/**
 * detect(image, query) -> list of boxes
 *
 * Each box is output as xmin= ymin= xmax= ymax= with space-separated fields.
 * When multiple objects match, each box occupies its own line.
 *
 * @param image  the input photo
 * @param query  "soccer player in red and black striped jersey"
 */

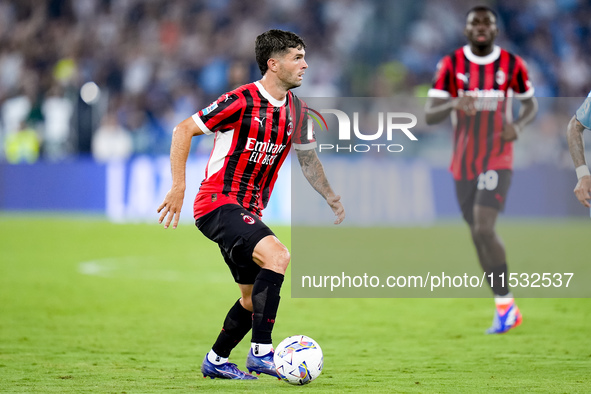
xmin=158 ymin=30 xmax=345 ymax=380
xmin=425 ymin=6 xmax=538 ymax=334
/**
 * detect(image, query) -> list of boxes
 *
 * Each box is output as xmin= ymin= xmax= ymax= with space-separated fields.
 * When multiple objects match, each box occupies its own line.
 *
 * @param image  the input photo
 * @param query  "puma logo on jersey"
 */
xmin=456 ymin=72 xmax=470 ymax=84
xmin=254 ymin=117 xmax=265 ymax=127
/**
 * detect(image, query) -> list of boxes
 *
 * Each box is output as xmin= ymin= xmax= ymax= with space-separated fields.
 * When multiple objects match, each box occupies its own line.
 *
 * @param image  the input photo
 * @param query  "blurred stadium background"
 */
xmin=0 ymin=0 xmax=590 ymax=222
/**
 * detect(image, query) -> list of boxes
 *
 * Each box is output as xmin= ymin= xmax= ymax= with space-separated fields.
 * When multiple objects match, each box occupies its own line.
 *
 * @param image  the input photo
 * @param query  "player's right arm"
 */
xmin=425 ymin=96 xmax=477 ymax=124
xmin=424 ymin=55 xmax=476 ymax=124
xmin=157 ymin=117 xmax=204 ymax=229
xmin=567 ymin=107 xmax=591 ymax=207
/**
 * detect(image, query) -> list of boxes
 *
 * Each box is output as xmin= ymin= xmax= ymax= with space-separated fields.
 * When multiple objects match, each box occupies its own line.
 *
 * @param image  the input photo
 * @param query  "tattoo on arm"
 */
xmin=567 ymin=116 xmax=587 ymax=168
xmin=296 ymin=149 xmax=334 ymax=199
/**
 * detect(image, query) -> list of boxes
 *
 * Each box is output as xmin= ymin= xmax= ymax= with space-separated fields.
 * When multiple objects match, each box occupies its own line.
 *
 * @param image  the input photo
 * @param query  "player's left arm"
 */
xmin=502 ymin=57 xmax=538 ymax=141
xmin=501 ymin=96 xmax=538 ymax=142
xmin=567 ymin=115 xmax=591 ymax=207
xmin=296 ymin=149 xmax=345 ymax=224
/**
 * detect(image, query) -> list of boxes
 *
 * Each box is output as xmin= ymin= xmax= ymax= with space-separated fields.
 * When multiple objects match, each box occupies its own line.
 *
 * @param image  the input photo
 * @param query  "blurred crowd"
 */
xmin=0 ymin=0 xmax=589 ymax=166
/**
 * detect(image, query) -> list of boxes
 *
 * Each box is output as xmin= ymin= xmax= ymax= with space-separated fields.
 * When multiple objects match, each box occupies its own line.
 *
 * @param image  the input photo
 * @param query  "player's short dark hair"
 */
xmin=466 ymin=5 xmax=498 ymax=22
xmin=255 ymin=29 xmax=306 ymax=76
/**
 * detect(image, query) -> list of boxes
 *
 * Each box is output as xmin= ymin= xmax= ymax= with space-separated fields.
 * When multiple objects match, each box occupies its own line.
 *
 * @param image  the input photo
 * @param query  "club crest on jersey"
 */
xmin=242 ymin=214 xmax=255 ymax=225
xmin=202 ymin=102 xmax=218 ymax=116
xmin=287 ymin=121 xmax=294 ymax=136
xmin=496 ymin=69 xmax=506 ymax=85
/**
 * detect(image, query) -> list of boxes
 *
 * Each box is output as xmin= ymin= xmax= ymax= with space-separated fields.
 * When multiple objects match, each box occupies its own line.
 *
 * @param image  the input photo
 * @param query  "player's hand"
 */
xmin=453 ymin=96 xmax=477 ymax=116
xmin=157 ymin=187 xmax=185 ymax=229
xmin=574 ymin=175 xmax=591 ymax=208
xmin=327 ymin=195 xmax=345 ymax=225
xmin=502 ymin=123 xmax=520 ymax=142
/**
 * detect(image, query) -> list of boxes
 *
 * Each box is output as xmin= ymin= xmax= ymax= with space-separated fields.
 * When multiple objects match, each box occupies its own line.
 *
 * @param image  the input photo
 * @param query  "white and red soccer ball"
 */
xmin=274 ymin=335 xmax=323 ymax=385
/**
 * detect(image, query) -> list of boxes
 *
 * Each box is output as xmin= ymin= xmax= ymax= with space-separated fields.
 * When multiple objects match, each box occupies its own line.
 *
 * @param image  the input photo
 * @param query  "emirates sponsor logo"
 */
xmin=245 ymin=137 xmax=286 ymax=165
xmin=458 ymin=89 xmax=506 ymax=111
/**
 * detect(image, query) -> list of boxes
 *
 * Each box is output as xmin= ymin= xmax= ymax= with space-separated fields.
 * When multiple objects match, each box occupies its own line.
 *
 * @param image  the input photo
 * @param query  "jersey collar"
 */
xmin=255 ymin=81 xmax=286 ymax=107
xmin=463 ymin=45 xmax=501 ymax=65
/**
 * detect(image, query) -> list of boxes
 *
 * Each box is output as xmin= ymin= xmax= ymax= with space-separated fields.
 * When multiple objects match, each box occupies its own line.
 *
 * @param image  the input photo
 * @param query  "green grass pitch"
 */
xmin=0 ymin=216 xmax=590 ymax=393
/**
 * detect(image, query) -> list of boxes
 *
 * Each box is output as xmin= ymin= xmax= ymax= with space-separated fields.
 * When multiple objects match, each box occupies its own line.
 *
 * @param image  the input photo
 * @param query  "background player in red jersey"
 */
xmin=425 ymin=6 xmax=538 ymax=334
xmin=157 ymin=29 xmax=345 ymax=380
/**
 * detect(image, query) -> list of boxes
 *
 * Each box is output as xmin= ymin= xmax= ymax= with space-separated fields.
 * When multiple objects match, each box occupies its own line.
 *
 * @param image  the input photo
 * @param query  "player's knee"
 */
xmin=472 ymin=224 xmax=495 ymax=243
xmin=263 ymin=246 xmax=290 ymax=274
xmin=272 ymin=247 xmax=290 ymax=274
xmin=254 ymin=237 xmax=290 ymax=274
xmin=280 ymin=247 xmax=291 ymax=267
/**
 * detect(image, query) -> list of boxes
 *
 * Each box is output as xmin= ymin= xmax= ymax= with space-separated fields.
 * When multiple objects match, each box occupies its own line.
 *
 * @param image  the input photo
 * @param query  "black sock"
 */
xmin=486 ymin=263 xmax=509 ymax=296
xmin=211 ymin=299 xmax=253 ymax=358
xmin=251 ymin=269 xmax=284 ymax=344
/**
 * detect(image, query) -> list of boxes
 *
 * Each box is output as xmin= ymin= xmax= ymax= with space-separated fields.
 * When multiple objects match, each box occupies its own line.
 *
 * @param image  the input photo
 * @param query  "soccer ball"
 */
xmin=274 ymin=335 xmax=323 ymax=385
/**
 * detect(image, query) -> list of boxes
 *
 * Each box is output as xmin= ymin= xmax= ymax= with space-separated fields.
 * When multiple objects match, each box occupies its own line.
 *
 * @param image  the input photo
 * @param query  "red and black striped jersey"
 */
xmin=428 ymin=45 xmax=534 ymax=180
xmin=192 ymin=81 xmax=316 ymax=218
